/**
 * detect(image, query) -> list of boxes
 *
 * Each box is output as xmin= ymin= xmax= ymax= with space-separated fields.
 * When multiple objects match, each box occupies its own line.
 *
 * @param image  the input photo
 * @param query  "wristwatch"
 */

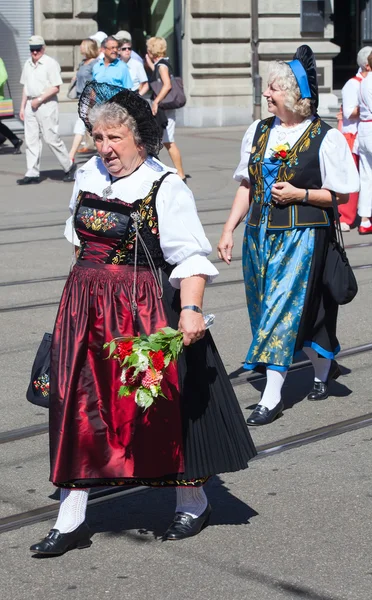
xmin=301 ymin=189 xmax=309 ymax=204
xmin=181 ymin=305 xmax=203 ymax=314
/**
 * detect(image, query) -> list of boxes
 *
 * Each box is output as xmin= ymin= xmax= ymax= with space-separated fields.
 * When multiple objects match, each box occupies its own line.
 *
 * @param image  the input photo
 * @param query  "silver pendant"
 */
xmin=102 ymin=184 xmax=113 ymax=200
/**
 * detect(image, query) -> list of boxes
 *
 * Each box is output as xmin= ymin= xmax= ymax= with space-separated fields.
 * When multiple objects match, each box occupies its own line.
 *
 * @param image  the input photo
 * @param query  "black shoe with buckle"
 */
xmin=30 ymin=522 xmax=92 ymax=556
xmin=63 ymin=163 xmax=76 ymax=182
xmin=13 ymin=139 xmax=23 ymax=154
xmin=307 ymin=360 xmax=342 ymax=401
xmin=163 ymin=504 xmax=211 ymax=541
xmin=17 ymin=176 xmax=41 ymax=185
xmin=246 ymin=400 xmax=284 ymax=426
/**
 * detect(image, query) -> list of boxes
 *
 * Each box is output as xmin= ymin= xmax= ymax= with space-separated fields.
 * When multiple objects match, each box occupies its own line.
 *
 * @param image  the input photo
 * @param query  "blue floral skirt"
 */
xmin=242 ymin=219 xmax=339 ymax=371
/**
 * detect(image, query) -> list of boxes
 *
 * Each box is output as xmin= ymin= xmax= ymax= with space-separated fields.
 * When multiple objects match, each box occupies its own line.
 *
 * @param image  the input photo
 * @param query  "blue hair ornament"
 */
xmin=287 ymin=59 xmax=311 ymax=99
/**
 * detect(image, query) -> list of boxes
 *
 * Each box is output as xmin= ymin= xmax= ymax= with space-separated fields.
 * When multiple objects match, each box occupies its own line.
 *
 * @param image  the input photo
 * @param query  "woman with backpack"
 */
xmin=146 ymin=37 xmax=186 ymax=183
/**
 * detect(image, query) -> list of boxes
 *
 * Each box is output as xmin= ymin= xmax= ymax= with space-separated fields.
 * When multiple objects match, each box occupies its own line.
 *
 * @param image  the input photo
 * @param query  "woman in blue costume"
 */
xmin=218 ymin=46 xmax=359 ymax=426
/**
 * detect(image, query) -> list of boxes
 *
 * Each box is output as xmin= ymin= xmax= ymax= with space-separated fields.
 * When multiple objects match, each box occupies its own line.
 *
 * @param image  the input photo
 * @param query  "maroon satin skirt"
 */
xmin=50 ymin=262 xmax=256 ymax=488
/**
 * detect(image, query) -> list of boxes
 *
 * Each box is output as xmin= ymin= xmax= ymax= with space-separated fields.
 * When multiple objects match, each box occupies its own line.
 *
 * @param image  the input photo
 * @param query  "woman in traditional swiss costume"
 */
xmin=218 ymin=46 xmax=359 ymax=426
xmin=30 ymin=83 xmax=256 ymax=556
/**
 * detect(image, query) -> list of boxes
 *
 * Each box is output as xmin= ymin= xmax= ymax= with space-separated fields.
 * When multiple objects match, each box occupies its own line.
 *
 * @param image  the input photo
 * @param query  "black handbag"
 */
xmin=150 ymin=60 xmax=186 ymax=110
xmin=26 ymin=332 xmax=52 ymax=408
xmin=322 ymin=192 xmax=358 ymax=305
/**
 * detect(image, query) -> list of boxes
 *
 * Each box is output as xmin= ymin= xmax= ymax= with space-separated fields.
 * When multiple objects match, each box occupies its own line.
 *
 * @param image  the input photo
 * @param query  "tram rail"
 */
xmin=1 ymin=341 xmax=371 ymax=447
xmin=1 ymin=411 xmax=372 ymax=535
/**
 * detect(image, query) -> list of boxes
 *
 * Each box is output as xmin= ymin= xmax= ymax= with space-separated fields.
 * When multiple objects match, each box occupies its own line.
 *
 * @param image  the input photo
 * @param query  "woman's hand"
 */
xmin=145 ymin=53 xmax=155 ymax=71
xmin=178 ymin=310 xmax=206 ymax=346
xmin=271 ymin=182 xmax=305 ymax=205
xmin=217 ymin=230 xmax=234 ymax=264
xmin=152 ymin=100 xmax=159 ymax=116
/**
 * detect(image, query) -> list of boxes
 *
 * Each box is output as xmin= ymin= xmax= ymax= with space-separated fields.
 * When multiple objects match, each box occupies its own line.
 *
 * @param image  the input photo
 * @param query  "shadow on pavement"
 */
xmin=245 ymin=363 xmax=353 ymax=412
xmin=87 ymin=475 xmax=258 ymax=541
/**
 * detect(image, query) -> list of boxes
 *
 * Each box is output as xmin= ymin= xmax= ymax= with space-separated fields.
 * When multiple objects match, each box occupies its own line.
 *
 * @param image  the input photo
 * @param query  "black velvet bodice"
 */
xmin=73 ymin=175 xmax=169 ymax=268
xmin=247 ymin=116 xmax=333 ymax=230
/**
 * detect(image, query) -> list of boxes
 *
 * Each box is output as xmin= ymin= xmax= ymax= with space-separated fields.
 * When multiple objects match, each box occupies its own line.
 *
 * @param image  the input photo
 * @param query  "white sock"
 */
xmin=361 ymin=219 xmax=372 ymax=228
xmin=259 ymin=368 xmax=287 ymax=410
xmin=303 ymin=346 xmax=331 ymax=383
xmin=176 ymin=486 xmax=208 ymax=519
xmin=53 ymin=488 xmax=89 ymax=534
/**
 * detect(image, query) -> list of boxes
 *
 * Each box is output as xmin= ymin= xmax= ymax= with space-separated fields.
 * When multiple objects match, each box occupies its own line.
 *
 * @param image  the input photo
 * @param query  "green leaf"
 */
xmin=119 ymin=385 xmax=131 ymax=397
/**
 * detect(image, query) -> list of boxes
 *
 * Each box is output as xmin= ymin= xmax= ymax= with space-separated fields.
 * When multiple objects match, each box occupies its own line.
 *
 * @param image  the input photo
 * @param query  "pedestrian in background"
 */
xmin=68 ymin=39 xmax=99 ymax=161
xmin=337 ymin=46 xmax=371 ymax=231
xmin=89 ymin=31 xmax=107 ymax=59
xmin=118 ymin=38 xmax=149 ymax=95
xmin=92 ymin=36 xmax=132 ymax=89
xmin=357 ymin=50 xmax=372 ymax=235
xmin=218 ymin=46 xmax=359 ymax=426
xmin=114 ymin=30 xmax=143 ymax=63
xmin=146 ymin=37 xmax=186 ymax=182
xmin=0 ymin=57 xmax=23 ymax=153
xmin=17 ymin=35 xmax=75 ymax=185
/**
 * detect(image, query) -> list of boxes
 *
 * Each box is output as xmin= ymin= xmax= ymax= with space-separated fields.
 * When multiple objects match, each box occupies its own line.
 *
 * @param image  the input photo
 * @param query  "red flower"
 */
xmin=279 ymin=150 xmax=287 ymax=158
xmin=118 ymin=340 xmax=134 ymax=361
xmin=149 ymin=349 xmax=165 ymax=371
xmin=124 ymin=366 xmax=142 ymax=386
xmin=141 ymin=368 xmax=162 ymax=389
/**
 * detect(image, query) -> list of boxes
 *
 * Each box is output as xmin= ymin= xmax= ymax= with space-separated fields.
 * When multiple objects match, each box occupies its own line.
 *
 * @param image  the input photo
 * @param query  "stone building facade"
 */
xmin=0 ymin=1 xmax=368 ymax=131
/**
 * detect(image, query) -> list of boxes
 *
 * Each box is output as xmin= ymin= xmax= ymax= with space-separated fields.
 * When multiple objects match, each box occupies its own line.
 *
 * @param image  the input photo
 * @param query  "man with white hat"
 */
xmin=17 ymin=35 xmax=75 ymax=185
xmin=113 ymin=30 xmax=143 ymax=63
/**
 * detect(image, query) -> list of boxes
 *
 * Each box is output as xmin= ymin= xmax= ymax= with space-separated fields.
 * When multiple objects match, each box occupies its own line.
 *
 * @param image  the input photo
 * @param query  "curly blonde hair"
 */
xmin=146 ymin=37 xmax=167 ymax=58
xmin=267 ymin=61 xmax=314 ymax=117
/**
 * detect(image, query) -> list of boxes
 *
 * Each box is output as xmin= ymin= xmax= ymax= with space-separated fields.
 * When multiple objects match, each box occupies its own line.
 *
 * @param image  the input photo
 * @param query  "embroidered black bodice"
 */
xmin=247 ymin=116 xmax=333 ymax=230
xmin=73 ymin=174 xmax=169 ymax=268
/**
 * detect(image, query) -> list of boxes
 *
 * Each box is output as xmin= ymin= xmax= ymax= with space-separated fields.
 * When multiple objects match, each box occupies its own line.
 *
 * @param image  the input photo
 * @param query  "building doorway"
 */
xmin=332 ymin=0 xmax=371 ymax=88
xmin=95 ymin=0 xmax=182 ymax=74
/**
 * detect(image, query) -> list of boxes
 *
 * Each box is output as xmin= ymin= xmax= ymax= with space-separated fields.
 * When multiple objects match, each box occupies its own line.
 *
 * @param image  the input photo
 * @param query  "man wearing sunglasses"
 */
xmin=119 ymin=42 xmax=149 ymax=96
xmin=17 ymin=36 xmax=75 ymax=185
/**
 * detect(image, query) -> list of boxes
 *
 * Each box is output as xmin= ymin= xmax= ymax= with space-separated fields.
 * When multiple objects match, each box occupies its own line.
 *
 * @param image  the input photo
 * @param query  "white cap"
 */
xmin=113 ymin=30 xmax=131 ymax=41
xmin=89 ymin=31 xmax=107 ymax=46
xmin=29 ymin=35 xmax=45 ymax=47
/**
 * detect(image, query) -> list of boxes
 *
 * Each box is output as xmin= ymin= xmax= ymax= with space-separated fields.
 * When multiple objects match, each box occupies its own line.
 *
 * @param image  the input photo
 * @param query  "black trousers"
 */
xmin=0 ymin=120 xmax=19 ymax=146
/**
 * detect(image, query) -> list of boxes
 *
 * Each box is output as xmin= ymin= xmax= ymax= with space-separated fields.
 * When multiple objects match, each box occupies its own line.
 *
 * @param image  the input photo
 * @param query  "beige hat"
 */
xmin=113 ymin=30 xmax=131 ymax=41
xmin=29 ymin=35 xmax=45 ymax=47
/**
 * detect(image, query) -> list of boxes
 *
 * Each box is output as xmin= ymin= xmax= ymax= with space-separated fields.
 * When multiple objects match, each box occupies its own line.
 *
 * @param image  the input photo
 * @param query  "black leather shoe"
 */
xmin=63 ymin=163 xmax=76 ymax=182
xmin=17 ymin=176 xmax=40 ymax=185
xmin=307 ymin=360 xmax=342 ymax=401
xmin=13 ymin=139 xmax=23 ymax=154
xmin=163 ymin=504 xmax=211 ymax=541
xmin=246 ymin=400 xmax=284 ymax=426
xmin=30 ymin=522 xmax=92 ymax=556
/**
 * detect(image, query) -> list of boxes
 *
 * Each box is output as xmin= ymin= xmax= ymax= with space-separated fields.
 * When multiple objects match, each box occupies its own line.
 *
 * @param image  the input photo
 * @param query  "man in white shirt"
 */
xmin=338 ymin=46 xmax=371 ymax=231
xmin=119 ymin=41 xmax=149 ymax=95
xmin=17 ymin=35 xmax=75 ymax=185
xmin=358 ymin=49 xmax=372 ymax=234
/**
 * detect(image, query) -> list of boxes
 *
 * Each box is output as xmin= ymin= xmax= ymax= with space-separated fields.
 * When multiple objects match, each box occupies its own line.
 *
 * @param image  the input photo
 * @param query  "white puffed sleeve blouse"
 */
xmin=64 ymin=156 xmax=219 ymax=289
xmin=233 ymin=116 xmax=359 ymax=194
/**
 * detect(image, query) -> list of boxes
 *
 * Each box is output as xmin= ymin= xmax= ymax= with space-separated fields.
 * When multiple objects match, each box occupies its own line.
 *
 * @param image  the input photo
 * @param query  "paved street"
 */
xmin=0 ymin=128 xmax=372 ymax=600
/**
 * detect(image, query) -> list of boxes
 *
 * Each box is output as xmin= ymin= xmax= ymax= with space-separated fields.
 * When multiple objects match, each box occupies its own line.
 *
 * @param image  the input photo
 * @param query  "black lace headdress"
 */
xmin=288 ymin=45 xmax=319 ymax=111
xmin=78 ymin=81 xmax=162 ymax=156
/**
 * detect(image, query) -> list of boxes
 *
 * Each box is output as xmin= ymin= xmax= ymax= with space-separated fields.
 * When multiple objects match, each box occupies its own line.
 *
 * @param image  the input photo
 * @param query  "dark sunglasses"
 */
xmin=30 ymin=46 xmax=43 ymax=52
xmin=120 ymin=47 xmax=132 ymax=51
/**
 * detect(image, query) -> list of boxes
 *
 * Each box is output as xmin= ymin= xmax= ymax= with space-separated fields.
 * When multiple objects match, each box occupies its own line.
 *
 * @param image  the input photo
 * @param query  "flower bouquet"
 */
xmin=104 ymin=315 xmax=214 ymax=411
xmin=270 ymin=142 xmax=290 ymax=161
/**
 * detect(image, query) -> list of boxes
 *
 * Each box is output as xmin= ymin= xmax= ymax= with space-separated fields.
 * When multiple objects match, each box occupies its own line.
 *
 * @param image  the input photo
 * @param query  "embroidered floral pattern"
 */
xmin=81 ymin=208 xmax=118 ymax=232
xmin=33 ymin=373 xmax=50 ymax=397
xmin=112 ymin=179 xmax=161 ymax=265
